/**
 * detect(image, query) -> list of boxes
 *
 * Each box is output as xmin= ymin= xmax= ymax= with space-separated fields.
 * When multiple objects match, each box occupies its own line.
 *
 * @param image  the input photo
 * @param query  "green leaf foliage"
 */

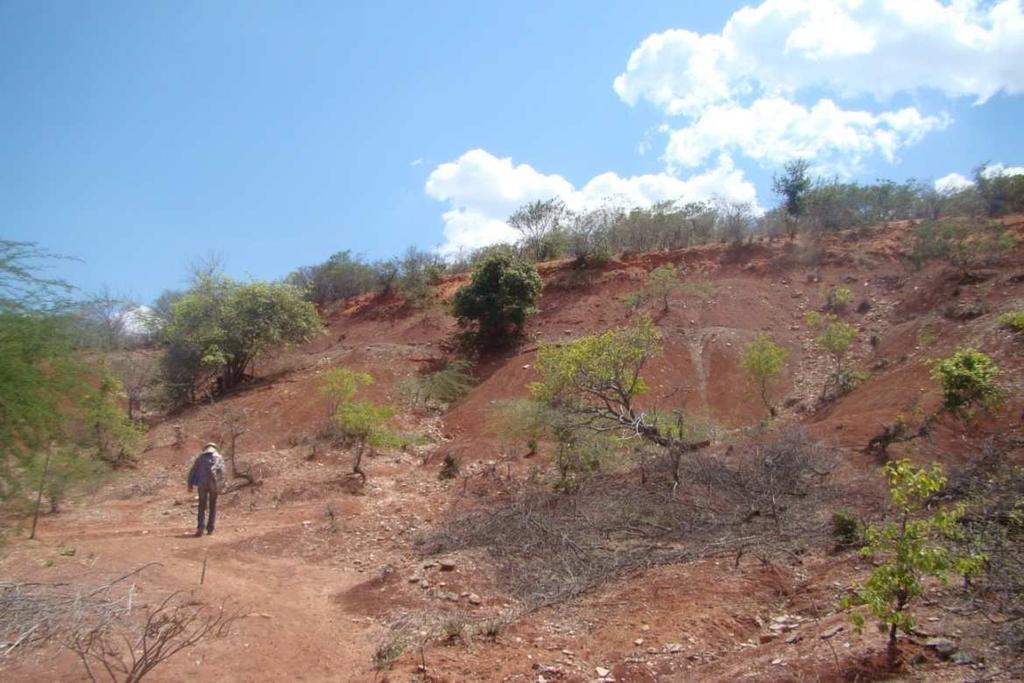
xmin=930 ymin=347 xmax=1005 ymax=419
xmin=531 ymin=316 xmax=661 ymax=409
xmin=451 ymin=254 xmax=541 ymax=344
xmin=740 ymin=334 xmax=788 ymax=418
xmin=997 ymin=310 xmax=1024 ymax=333
xmin=162 ymin=277 xmax=321 ymax=402
xmin=842 ymin=460 xmax=985 ymax=660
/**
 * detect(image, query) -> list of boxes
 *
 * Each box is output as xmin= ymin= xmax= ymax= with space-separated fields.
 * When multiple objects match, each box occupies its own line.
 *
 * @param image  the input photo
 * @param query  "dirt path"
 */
xmin=0 ymin=474 xmax=410 ymax=682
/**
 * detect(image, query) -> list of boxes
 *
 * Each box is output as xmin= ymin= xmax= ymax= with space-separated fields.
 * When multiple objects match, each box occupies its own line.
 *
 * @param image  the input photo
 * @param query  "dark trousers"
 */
xmin=197 ymin=484 xmax=218 ymax=532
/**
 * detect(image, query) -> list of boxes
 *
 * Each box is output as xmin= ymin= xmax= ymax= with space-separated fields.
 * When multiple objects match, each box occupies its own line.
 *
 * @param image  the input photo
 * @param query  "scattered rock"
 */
xmin=665 ymin=643 xmax=684 ymax=653
xmin=784 ymin=633 xmax=801 ymax=644
xmin=439 ymin=560 xmax=456 ymax=572
xmin=634 ymin=638 xmax=644 ymax=646
xmin=819 ymin=624 xmax=844 ymax=640
xmin=467 ymin=593 xmax=482 ymax=605
xmin=596 ymin=666 xmax=611 ymax=678
xmin=951 ymin=651 xmax=975 ymax=665
xmin=925 ymin=637 xmax=958 ymax=659
xmin=759 ymin=633 xmax=777 ymax=644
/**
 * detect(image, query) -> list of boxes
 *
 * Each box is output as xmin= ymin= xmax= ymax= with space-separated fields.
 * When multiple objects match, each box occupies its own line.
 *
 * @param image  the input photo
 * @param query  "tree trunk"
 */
xmin=29 ymin=449 xmax=52 ymax=540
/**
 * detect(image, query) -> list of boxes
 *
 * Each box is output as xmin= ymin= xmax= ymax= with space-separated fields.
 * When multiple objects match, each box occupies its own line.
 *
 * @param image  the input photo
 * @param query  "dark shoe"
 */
xmin=194 ymin=528 xmax=203 ymax=537
xmin=206 ymin=528 xmax=214 ymax=535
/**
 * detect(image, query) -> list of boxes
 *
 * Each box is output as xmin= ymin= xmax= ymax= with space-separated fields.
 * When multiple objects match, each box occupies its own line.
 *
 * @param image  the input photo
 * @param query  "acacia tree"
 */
xmin=451 ymin=253 xmax=541 ymax=345
xmin=162 ymin=278 xmax=321 ymax=401
xmin=0 ymin=241 xmax=84 ymax=499
xmin=531 ymin=316 xmax=709 ymax=487
xmin=741 ymin=334 xmax=788 ymax=418
xmin=509 ymin=198 xmax=567 ymax=260
xmin=843 ymin=460 xmax=984 ymax=666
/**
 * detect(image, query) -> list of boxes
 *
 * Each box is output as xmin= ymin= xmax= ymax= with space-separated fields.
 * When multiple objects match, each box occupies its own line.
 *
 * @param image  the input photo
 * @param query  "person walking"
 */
xmin=187 ymin=443 xmax=225 ymax=537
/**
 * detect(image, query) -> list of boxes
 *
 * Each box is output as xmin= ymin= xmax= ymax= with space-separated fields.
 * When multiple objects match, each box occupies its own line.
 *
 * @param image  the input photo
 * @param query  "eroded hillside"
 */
xmin=2 ymin=218 xmax=1023 ymax=682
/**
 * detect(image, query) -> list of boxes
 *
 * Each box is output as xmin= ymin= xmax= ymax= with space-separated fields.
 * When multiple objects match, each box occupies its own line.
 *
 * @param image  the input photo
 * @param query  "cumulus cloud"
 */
xmin=935 ymin=162 xmax=1024 ymax=191
xmin=426 ymin=149 xmax=759 ymax=255
xmin=934 ymin=172 xmax=973 ymax=192
xmin=665 ymin=97 xmax=949 ymax=172
xmin=615 ymin=0 xmax=1024 ymax=112
xmin=615 ymin=0 xmax=1024 ymax=173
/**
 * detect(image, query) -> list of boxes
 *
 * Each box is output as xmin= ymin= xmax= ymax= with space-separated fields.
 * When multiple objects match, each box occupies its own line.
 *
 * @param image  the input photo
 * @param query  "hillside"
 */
xmin=2 ymin=218 xmax=1023 ymax=682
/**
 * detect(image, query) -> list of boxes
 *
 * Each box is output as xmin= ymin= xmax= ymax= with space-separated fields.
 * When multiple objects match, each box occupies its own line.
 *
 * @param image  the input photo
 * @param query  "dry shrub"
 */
xmin=0 ymin=564 xmax=156 ymax=660
xmin=943 ymin=439 xmax=1024 ymax=666
xmin=420 ymin=427 xmax=840 ymax=610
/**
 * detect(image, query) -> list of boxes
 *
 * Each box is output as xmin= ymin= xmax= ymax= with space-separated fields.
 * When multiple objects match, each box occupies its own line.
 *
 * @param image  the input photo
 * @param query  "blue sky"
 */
xmin=3 ymin=1 xmax=1022 ymax=304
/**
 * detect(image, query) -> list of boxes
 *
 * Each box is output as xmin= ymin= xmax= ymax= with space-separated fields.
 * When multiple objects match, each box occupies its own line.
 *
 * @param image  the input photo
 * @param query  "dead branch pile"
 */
xmin=420 ymin=427 xmax=843 ymax=610
xmin=69 ymin=591 xmax=243 ymax=683
xmin=0 ymin=563 xmax=157 ymax=660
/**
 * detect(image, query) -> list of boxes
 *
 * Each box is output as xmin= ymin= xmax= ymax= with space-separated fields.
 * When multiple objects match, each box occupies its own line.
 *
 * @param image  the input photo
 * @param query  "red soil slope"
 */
xmin=2 ymin=218 xmax=1022 ymax=682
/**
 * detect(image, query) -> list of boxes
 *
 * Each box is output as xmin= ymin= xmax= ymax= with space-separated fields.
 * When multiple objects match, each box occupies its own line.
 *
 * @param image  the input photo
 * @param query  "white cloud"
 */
xmin=409 ymin=158 xmax=424 ymax=167
xmin=934 ymin=172 xmax=973 ymax=192
xmin=615 ymin=0 xmax=1024 ymax=174
xmin=426 ymin=150 xmax=759 ymax=255
xmin=982 ymin=162 xmax=1024 ymax=177
xmin=615 ymin=0 xmax=1024 ymax=113
xmin=935 ymin=162 xmax=1024 ymax=191
xmin=664 ymin=97 xmax=949 ymax=172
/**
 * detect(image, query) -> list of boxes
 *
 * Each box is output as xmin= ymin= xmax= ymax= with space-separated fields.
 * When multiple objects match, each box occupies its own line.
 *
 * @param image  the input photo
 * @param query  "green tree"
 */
xmin=320 ymin=368 xmax=396 ymax=484
xmin=162 ymin=278 xmax=321 ymax=401
xmin=843 ymin=460 xmax=985 ymax=665
xmin=647 ymin=265 xmax=680 ymax=312
xmin=451 ymin=253 xmax=541 ymax=345
xmin=531 ymin=316 xmax=708 ymax=487
xmin=740 ymin=334 xmax=788 ymax=418
xmin=930 ymin=347 xmax=1005 ymax=420
xmin=508 ymin=198 xmax=567 ymax=260
xmin=772 ymin=159 xmax=812 ymax=238
xmin=23 ymin=445 xmax=105 ymax=514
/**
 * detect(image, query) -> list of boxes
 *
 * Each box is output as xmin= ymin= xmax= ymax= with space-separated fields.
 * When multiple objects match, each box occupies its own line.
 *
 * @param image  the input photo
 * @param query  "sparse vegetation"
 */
xmin=398 ymin=359 xmax=474 ymax=411
xmin=806 ymin=312 xmax=861 ymax=400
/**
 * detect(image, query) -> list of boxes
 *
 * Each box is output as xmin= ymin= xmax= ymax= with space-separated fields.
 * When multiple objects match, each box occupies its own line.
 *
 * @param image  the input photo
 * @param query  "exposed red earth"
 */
xmin=3 ymin=218 xmax=1022 ymax=682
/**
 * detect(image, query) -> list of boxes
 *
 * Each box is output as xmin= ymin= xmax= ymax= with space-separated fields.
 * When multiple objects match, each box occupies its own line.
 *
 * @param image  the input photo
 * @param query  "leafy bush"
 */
xmin=285 ymin=250 xmax=376 ymax=305
xmin=997 ymin=310 xmax=1024 ymax=333
xmin=451 ymin=254 xmax=541 ymax=345
xmin=438 ymin=453 xmax=460 ymax=481
xmin=398 ymin=359 xmax=474 ymax=410
xmin=930 ymin=347 xmax=1006 ymax=419
xmin=823 ymin=286 xmax=854 ymax=312
xmin=831 ymin=511 xmax=862 ymax=549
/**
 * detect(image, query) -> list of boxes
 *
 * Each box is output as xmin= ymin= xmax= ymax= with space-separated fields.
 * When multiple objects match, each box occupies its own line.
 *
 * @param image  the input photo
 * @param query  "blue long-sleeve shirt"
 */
xmin=188 ymin=450 xmax=224 ymax=488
